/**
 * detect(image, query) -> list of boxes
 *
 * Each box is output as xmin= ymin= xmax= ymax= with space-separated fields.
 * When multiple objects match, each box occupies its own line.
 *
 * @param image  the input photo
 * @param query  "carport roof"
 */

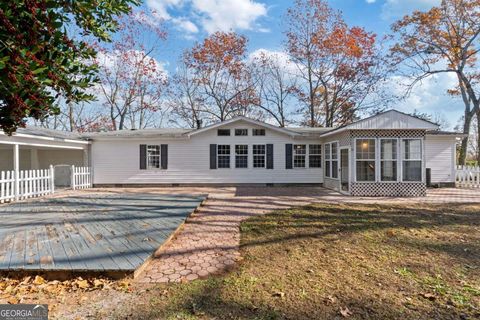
xmin=15 ymin=126 xmax=84 ymax=140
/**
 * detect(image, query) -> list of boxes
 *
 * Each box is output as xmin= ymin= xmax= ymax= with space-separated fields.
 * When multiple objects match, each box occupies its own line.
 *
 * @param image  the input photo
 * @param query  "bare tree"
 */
xmin=167 ymin=60 xmax=204 ymax=129
xmin=249 ymin=51 xmax=297 ymax=127
xmin=96 ymin=11 xmax=168 ymax=130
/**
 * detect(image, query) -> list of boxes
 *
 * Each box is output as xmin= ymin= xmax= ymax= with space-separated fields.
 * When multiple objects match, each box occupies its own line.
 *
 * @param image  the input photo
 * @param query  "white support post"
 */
xmin=50 ymin=165 xmax=55 ymax=194
xmin=13 ymin=144 xmax=19 ymax=201
xmin=71 ymin=165 xmax=76 ymax=190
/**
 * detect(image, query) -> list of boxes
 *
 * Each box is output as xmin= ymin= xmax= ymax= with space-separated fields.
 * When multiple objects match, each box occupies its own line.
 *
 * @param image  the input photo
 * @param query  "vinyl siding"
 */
xmin=91 ymin=121 xmax=324 ymax=185
xmin=425 ymin=136 xmax=457 ymax=183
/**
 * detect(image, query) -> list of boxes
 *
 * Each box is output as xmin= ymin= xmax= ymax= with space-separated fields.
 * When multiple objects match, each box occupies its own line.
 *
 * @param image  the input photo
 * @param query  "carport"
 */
xmin=0 ymin=127 xmax=90 ymax=201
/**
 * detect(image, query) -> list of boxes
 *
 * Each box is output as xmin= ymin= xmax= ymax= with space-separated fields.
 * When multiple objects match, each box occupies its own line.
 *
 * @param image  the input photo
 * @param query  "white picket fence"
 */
xmin=71 ymin=166 xmax=92 ymax=190
xmin=0 ymin=166 xmax=54 ymax=203
xmin=456 ymin=165 xmax=480 ymax=188
xmin=0 ymin=165 xmax=92 ymax=203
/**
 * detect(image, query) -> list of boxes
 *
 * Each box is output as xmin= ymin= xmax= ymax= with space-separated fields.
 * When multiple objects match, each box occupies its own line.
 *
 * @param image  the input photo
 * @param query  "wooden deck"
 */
xmin=0 ymin=192 xmax=206 ymax=273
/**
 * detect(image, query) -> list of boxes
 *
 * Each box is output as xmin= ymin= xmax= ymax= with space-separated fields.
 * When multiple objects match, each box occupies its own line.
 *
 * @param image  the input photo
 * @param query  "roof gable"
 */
xmin=321 ymin=110 xmax=439 ymax=137
xmin=187 ymin=116 xmax=300 ymax=137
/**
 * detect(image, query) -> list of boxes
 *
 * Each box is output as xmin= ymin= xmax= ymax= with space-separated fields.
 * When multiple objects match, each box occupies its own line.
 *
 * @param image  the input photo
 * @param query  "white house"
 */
xmin=0 ymin=110 xmax=463 ymax=197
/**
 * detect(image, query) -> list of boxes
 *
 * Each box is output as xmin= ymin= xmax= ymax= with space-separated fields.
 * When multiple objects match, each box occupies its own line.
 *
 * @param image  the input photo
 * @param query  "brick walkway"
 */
xmin=133 ymin=187 xmax=480 ymax=283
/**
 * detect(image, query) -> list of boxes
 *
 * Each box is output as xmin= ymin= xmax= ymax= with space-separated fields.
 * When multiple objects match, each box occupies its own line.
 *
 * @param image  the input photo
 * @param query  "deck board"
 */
xmin=0 ymin=193 xmax=205 ymax=273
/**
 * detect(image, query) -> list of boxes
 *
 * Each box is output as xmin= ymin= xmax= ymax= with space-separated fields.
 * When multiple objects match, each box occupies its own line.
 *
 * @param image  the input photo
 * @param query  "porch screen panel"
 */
xmin=356 ymin=139 xmax=376 ymax=182
xmin=402 ymin=139 xmax=422 ymax=181
xmin=331 ymin=142 xmax=338 ymax=178
xmin=380 ymin=139 xmax=397 ymax=181
xmin=324 ymin=144 xmax=331 ymax=177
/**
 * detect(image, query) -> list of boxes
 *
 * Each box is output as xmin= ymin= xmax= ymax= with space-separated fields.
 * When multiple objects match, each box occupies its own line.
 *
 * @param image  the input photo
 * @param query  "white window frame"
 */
xmin=293 ymin=144 xmax=307 ymax=169
xmin=401 ymin=138 xmax=424 ymax=183
xmin=252 ymin=128 xmax=266 ymax=136
xmin=324 ymin=143 xmax=331 ymax=178
xmin=379 ymin=138 xmax=399 ymax=182
xmin=217 ymin=129 xmax=231 ymax=136
xmin=308 ymin=144 xmax=322 ymax=168
xmin=146 ymin=145 xmax=161 ymax=170
xmin=324 ymin=141 xmax=339 ymax=179
xmin=217 ymin=144 xmax=231 ymax=169
xmin=252 ymin=144 xmax=266 ymax=169
xmin=235 ymin=144 xmax=248 ymax=169
xmin=354 ymin=138 xmax=377 ymax=183
xmin=235 ymin=128 xmax=248 ymax=136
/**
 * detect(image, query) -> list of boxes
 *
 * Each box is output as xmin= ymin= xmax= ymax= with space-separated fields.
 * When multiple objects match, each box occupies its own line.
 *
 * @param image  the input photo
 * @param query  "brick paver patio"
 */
xmin=132 ymin=186 xmax=480 ymax=283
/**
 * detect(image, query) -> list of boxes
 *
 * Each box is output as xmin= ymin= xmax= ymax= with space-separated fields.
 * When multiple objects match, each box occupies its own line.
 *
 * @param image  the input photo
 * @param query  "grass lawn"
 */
xmin=106 ymin=202 xmax=480 ymax=320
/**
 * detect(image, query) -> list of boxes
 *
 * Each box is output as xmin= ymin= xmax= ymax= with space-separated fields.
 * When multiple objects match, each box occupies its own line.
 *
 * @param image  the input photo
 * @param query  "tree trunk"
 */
xmin=68 ymin=103 xmax=75 ymax=132
xmin=477 ymin=110 xmax=480 ymax=164
xmin=459 ymin=111 xmax=473 ymax=165
xmin=308 ymin=67 xmax=315 ymax=127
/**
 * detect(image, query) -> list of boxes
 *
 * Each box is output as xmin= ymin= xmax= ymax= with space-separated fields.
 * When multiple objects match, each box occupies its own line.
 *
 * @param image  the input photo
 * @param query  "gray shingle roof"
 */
xmin=16 ymin=127 xmax=83 ymax=140
xmin=426 ymin=130 xmax=466 ymax=136
xmin=81 ymin=128 xmax=194 ymax=139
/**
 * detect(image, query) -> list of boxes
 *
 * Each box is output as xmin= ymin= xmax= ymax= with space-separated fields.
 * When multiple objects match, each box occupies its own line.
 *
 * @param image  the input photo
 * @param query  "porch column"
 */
xmin=13 ymin=144 xmax=19 ymax=201
xmin=30 ymin=148 xmax=39 ymax=169
xmin=83 ymin=148 xmax=89 ymax=166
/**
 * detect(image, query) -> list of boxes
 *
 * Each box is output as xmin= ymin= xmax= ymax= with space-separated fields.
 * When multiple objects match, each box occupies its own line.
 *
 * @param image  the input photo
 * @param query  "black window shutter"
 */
xmin=266 ymin=144 xmax=274 ymax=169
xmin=139 ymin=144 xmax=147 ymax=170
xmin=285 ymin=144 xmax=293 ymax=169
xmin=161 ymin=144 xmax=168 ymax=169
xmin=210 ymin=144 xmax=217 ymax=169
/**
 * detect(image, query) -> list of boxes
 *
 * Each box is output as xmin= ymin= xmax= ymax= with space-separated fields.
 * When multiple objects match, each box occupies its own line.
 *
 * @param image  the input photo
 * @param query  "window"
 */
xmin=293 ymin=144 xmax=306 ymax=168
xmin=381 ymin=139 xmax=397 ymax=181
xmin=253 ymin=145 xmax=266 ymax=168
xmin=402 ymin=139 xmax=422 ymax=181
xmin=252 ymin=128 xmax=265 ymax=136
xmin=235 ymin=129 xmax=248 ymax=136
xmin=356 ymin=139 xmax=376 ymax=182
xmin=331 ymin=142 xmax=338 ymax=178
xmin=217 ymin=129 xmax=230 ymax=136
xmin=235 ymin=145 xmax=248 ymax=168
xmin=325 ymin=142 xmax=338 ymax=178
xmin=217 ymin=145 xmax=230 ymax=168
xmin=325 ymin=143 xmax=331 ymax=177
xmin=309 ymin=145 xmax=322 ymax=168
xmin=147 ymin=145 xmax=160 ymax=169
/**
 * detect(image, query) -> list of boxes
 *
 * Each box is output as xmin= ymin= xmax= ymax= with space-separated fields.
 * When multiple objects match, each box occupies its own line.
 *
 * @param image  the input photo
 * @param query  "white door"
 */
xmin=340 ymin=148 xmax=349 ymax=193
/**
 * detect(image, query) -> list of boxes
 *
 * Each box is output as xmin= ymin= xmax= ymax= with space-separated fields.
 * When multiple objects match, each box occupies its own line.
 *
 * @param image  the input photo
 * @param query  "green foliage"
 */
xmin=0 ymin=0 xmax=140 ymax=134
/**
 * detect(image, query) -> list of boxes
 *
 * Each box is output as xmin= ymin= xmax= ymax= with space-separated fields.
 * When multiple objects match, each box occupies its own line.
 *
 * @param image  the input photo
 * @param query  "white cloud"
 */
xmin=366 ymin=0 xmax=376 ymax=3
xmin=387 ymin=72 xmax=462 ymax=129
xmin=172 ymin=17 xmax=199 ymax=34
xmin=249 ymin=49 xmax=296 ymax=73
xmin=192 ymin=0 xmax=267 ymax=33
xmin=96 ymin=50 xmax=168 ymax=78
xmin=146 ymin=0 xmax=268 ymax=34
xmin=146 ymin=0 xmax=184 ymax=20
xmin=381 ymin=0 xmax=441 ymax=20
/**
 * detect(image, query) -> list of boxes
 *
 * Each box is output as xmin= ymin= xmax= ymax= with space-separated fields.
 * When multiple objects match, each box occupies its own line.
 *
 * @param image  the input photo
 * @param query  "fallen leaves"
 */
xmin=0 ymin=275 xmax=132 ymax=304
xmin=419 ymin=292 xmax=436 ymax=301
xmin=325 ymin=295 xmax=337 ymax=305
xmin=340 ymin=306 xmax=353 ymax=317
xmin=33 ymin=275 xmax=46 ymax=285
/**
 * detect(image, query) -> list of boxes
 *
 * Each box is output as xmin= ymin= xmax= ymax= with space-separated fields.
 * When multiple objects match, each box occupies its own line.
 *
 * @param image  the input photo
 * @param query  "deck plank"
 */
xmin=0 ymin=193 xmax=205 ymax=273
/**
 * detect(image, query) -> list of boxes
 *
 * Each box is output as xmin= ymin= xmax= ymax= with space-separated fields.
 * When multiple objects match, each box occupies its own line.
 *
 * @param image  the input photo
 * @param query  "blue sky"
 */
xmin=138 ymin=0 xmax=461 ymax=129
